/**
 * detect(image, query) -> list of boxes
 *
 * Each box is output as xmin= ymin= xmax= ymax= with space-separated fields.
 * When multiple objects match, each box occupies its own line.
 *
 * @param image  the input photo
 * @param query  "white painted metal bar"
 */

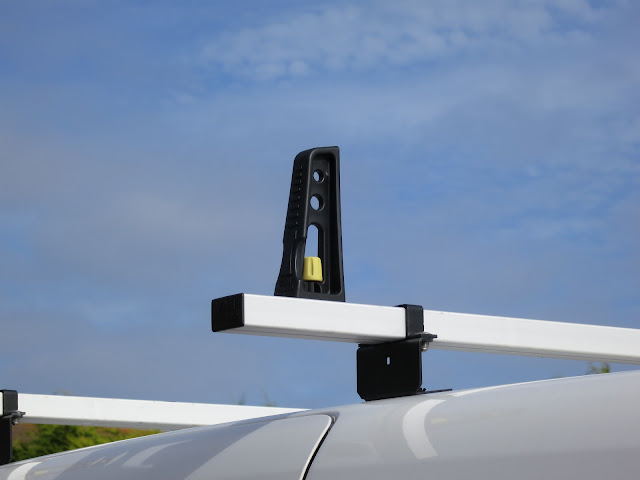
xmin=226 ymin=294 xmax=406 ymax=343
xmin=18 ymin=394 xmax=304 ymax=431
xmin=424 ymin=310 xmax=640 ymax=363
xmin=213 ymin=294 xmax=640 ymax=364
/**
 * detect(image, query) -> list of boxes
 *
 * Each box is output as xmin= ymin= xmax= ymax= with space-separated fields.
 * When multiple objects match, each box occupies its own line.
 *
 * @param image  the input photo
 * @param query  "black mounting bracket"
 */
xmin=1 ymin=390 xmax=25 ymax=465
xmin=274 ymin=146 xmax=345 ymax=302
xmin=357 ymin=305 xmax=437 ymax=401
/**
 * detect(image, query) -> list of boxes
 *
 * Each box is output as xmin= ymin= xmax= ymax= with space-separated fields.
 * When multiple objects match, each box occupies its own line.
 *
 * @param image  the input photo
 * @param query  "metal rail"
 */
xmin=10 ymin=393 xmax=303 ymax=431
xmin=212 ymin=294 xmax=640 ymax=364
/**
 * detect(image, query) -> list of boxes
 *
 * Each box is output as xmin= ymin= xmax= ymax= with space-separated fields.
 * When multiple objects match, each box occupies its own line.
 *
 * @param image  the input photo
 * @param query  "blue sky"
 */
xmin=0 ymin=0 xmax=638 ymax=409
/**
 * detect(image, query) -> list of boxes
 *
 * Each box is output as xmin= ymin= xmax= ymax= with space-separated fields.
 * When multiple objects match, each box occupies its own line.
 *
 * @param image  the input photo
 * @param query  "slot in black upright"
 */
xmin=274 ymin=146 xmax=345 ymax=301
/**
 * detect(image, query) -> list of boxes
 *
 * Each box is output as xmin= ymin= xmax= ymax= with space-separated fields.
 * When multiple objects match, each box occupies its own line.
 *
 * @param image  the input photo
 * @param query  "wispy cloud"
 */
xmin=201 ymin=0 xmax=610 ymax=80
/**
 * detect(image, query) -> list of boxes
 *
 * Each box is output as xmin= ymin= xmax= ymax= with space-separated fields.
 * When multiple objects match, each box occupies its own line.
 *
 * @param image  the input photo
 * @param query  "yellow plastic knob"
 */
xmin=303 ymin=257 xmax=323 ymax=282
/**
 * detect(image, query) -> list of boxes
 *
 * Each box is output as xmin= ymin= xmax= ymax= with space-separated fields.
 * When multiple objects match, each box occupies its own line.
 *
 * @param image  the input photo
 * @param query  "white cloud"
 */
xmin=200 ymin=0 xmax=610 ymax=80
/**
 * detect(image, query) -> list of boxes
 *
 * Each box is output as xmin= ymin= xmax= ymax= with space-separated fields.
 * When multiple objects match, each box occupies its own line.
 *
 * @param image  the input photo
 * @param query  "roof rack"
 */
xmin=4 ymin=146 xmax=639 ymax=465
xmin=211 ymin=146 xmax=640 ymax=401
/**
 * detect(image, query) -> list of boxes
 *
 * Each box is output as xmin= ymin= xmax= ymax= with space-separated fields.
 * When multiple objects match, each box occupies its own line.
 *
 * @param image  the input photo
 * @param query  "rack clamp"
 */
xmin=271 ymin=149 xmax=438 ymax=400
xmin=1 ymin=390 xmax=25 ymax=465
xmin=357 ymin=305 xmax=437 ymax=401
xmin=212 ymin=147 xmax=439 ymax=402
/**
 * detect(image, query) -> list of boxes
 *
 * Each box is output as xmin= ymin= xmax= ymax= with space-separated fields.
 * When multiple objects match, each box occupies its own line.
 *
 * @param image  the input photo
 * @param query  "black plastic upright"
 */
xmin=1 ymin=390 xmax=19 ymax=465
xmin=274 ymin=147 xmax=345 ymax=301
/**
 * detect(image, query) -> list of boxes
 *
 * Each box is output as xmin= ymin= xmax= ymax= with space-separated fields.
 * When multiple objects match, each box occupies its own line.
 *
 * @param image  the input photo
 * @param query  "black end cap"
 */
xmin=211 ymin=294 xmax=245 ymax=332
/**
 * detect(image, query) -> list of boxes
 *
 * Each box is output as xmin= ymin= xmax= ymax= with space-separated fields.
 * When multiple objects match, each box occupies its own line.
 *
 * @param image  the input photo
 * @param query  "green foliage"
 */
xmin=12 ymin=424 xmax=159 ymax=462
xmin=262 ymin=393 xmax=276 ymax=408
xmin=234 ymin=392 xmax=277 ymax=407
xmin=587 ymin=362 xmax=611 ymax=374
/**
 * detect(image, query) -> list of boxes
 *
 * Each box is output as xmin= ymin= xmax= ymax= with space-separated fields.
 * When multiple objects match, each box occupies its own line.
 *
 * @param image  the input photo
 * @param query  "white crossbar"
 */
xmin=15 ymin=394 xmax=304 ymax=431
xmin=425 ymin=310 xmax=640 ymax=363
xmin=212 ymin=294 xmax=640 ymax=364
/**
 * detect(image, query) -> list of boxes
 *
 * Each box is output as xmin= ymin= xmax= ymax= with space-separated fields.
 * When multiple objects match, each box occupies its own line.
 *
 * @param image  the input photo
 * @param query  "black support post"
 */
xmin=274 ymin=146 xmax=345 ymax=301
xmin=1 ymin=390 xmax=21 ymax=465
